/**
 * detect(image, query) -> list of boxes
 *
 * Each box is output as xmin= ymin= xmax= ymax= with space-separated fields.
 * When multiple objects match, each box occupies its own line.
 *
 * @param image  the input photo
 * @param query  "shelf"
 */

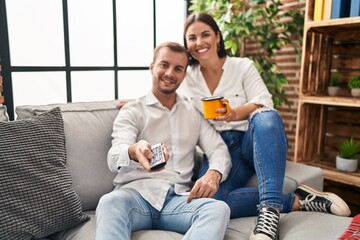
xmin=306 ymin=16 xmax=360 ymax=29
xmin=305 ymin=161 xmax=360 ymax=187
xmin=295 ymin=0 xmax=360 ymax=189
xmin=299 ymin=95 xmax=360 ymax=107
xmin=305 ymin=17 xmax=360 ymax=36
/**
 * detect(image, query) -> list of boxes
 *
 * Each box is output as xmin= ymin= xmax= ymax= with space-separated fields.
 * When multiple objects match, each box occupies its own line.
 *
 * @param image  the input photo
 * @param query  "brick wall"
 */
xmin=275 ymin=0 xmax=305 ymax=161
xmin=245 ymin=0 xmax=305 ymax=161
xmin=277 ymin=0 xmax=305 ymax=161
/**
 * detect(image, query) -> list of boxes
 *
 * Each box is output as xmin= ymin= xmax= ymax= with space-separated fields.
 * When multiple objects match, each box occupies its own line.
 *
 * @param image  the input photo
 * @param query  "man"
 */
xmin=95 ymin=42 xmax=232 ymax=240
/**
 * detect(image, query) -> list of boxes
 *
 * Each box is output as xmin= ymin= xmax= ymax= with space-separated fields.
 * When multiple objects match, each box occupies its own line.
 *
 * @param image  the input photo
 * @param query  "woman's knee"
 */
xmin=250 ymin=109 xmax=284 ymax=131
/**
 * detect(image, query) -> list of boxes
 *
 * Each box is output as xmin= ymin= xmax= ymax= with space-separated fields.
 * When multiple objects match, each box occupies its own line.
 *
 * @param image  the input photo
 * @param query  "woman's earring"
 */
xmin=187 ymin=51 xmax=192 ymax=61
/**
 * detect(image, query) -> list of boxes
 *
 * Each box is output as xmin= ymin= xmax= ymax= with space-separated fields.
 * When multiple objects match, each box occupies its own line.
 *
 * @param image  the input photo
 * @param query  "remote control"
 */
xmin=150 ymin=143 xmax=166 ymax=170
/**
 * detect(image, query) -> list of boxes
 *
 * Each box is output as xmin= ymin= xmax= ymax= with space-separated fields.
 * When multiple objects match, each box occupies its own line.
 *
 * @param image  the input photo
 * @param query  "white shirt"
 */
xmin=178 ymin=56 xmax=274 ymax=132
xmin=107 ymin=91 xmax=231 ymax=211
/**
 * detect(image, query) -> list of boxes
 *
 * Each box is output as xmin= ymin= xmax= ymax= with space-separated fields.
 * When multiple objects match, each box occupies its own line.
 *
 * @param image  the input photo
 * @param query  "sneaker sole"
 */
xmin=249 ymin=232 xmax=278 ymax=240
xmin=297 ymin=184 xmax=351 ymax=216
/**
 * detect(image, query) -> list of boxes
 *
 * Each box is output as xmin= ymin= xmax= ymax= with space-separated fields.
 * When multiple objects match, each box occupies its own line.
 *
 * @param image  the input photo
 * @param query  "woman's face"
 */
xmin=185 ymin=21 xmax=220 ymax=62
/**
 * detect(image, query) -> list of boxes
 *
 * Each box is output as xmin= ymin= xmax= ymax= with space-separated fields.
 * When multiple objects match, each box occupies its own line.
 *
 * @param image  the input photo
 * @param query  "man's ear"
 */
xmin=149 ymin=63 xmax=154 ymax=71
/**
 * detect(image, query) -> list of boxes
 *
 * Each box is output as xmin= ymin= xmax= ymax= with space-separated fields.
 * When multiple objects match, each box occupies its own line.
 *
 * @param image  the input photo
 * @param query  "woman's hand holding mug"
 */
xmin=201 ymin=96 xmax=234 ymax=122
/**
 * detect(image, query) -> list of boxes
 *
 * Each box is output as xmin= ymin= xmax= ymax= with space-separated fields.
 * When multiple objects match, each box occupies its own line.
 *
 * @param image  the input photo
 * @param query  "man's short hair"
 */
xmin=153 ymin=42 xmax=189 ymax=65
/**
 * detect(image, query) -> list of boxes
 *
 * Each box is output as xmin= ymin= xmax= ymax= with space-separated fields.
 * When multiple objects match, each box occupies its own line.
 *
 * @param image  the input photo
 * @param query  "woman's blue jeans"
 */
xmin=198 ymin=109 xmax=295 ymax=218
xmin=95 ymin=187 xmax=230 ymax=240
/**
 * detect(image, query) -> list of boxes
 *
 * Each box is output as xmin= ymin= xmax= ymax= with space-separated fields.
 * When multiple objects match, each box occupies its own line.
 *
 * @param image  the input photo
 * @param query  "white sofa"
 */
xmin=0 ymin=101 xmax=352 ymax=239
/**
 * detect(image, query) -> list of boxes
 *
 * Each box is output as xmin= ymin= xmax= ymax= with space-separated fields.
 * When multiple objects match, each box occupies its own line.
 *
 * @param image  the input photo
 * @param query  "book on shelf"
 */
xmin=314 ymin=0 xmax=324 ymax=21
xmin=350 ymin=0 xmax=360 ymax=17
xmin=331 ymin=0 xmax=351 ymax=19
xmin=323 ymin=0 xmax=332 ymax=20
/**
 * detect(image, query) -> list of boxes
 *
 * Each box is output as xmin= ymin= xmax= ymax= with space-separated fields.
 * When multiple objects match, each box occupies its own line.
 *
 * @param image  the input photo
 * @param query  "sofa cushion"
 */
xmin=278 ymin=212 xmax=351 ymax=239
xmin=54 ymin=211 xmax=184 ymax=240
xmin=0 ymin=104 xmax=9 ymax=122
xmin=55 ymin=211 xmax=352 ymax=240
xmin=224 ymin=212 xmax=351 ymax=240
xmin=16 ymin=100 xmax=119 ymax=211
xmin=0 ymin=107 xmax=89 ymax=240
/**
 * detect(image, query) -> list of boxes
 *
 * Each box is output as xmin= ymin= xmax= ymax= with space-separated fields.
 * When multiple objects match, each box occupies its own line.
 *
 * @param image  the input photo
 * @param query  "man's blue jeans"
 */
xmin=95 ymin=187 xmax=230 ymax=240
xmin=198 ymin=109 xmax=295 ymax=218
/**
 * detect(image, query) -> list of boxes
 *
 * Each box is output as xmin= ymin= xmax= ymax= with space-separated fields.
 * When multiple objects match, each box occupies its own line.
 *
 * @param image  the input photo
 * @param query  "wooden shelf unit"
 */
xmin=295 ymin=0 xmax=360 ymax=187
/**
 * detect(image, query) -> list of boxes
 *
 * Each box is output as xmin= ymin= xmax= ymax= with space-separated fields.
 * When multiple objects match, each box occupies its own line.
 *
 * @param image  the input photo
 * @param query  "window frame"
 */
xmin=0 ymin=0 xmax=190 ymax=120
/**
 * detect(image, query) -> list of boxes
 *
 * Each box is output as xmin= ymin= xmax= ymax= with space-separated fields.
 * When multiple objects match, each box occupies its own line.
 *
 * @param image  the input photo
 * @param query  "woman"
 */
xmin=178 ymin=12 xmax=350 ymax=240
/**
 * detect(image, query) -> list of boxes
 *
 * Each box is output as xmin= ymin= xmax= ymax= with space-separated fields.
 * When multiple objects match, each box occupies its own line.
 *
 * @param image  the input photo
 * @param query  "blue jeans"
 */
xmin=95 ymin=187 xmax=230 ymax=240
xmin=198 ymin=109 xmax=295 ymax=218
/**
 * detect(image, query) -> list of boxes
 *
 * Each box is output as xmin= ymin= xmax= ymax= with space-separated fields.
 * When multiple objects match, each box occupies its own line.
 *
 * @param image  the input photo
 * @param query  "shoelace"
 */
xmin=255 ymin=208 xmax=279 ymax=239
xmin=300 ymin=194 xmax=329 ymax=213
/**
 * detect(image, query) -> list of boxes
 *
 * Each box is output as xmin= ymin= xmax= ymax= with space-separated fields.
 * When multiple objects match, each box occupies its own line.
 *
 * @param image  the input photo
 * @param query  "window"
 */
xmin=0 ymin=0 xmax=188 ymax=119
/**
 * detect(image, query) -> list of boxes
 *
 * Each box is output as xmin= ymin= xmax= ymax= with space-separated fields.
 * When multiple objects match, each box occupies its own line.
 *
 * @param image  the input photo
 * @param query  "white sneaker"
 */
xmin=294 ymin=184 xmax=351 ymax=216
xmin=249 ymin=207 xmax=279 ymax=240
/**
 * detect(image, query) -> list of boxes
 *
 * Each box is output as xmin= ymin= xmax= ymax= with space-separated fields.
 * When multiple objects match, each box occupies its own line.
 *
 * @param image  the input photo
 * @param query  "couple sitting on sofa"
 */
xmin=96 ymin=40 xmax=351 ymax=240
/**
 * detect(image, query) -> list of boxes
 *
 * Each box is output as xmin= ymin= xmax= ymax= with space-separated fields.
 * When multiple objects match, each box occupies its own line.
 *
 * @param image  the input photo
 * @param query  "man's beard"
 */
xmin=158 ymin=79 xmax=177 ymax=94
xmin=160 ymin=88 xmax=176 ymax=94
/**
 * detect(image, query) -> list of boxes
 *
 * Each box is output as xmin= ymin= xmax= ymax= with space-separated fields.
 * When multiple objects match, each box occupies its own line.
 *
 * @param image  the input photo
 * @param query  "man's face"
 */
xmin=150 ymin=47 xmax=188 ymax=95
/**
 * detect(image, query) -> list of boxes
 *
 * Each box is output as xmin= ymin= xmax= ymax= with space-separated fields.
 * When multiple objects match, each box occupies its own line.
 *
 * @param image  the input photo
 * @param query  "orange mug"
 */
xmin=201 ymin=96 xmax=230 ymax=119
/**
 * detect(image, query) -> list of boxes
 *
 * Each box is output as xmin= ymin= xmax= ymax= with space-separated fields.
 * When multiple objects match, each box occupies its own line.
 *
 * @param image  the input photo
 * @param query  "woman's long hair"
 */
xmin=183 ymin=12 xmax=227 ymax=66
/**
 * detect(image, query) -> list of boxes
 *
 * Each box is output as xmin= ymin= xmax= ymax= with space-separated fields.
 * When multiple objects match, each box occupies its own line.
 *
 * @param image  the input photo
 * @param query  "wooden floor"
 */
xmin=324 ymin=179 xmax=360 ymax=217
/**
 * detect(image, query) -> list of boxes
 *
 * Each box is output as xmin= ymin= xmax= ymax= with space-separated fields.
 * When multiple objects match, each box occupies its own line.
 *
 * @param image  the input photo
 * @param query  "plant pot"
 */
xmin=351 ymin=88 xmax=360 ymax=97
xmin=336 ymin=156 xmax=358 ymax=172
xmin=327 ymin=86 xmax=340 ymax=96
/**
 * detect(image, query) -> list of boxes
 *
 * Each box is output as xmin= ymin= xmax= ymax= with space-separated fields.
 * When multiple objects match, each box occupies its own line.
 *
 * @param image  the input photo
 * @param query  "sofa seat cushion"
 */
xmin=16 ymin=100 xmax=120 ymax=211
xmin=55 ymin=211 xmax=351 ymax=240
xmin=278 ymin=212 xmax=351 ymax=239
xmin=226 ymin=212 xmax=351 ymax=239
xmin=54 ymin=211 xmax=184 ymax=240
xmin=0 ymin=108 xmax=89 ymax=240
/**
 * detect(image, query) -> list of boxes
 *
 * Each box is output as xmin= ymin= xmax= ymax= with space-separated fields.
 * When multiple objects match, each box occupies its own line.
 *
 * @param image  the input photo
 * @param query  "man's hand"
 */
xmin=128 ymin=140 xmax=170 ymax=172
xmin=187 ymin=170 xmax=222 ymax=203
xmin=129 ymin=140 xmax=153 ymax=171
xmin=116 ymin=99 xmax=129 ymax=110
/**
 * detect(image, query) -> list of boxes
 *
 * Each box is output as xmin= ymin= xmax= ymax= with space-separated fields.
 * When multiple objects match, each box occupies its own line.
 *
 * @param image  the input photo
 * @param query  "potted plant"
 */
xmin=328 ymin=72 xmax=340 ymax=96
xmin=336 ymin=137 xmax=360 ymax=172
xmin=348 ymin=76 xmax=360 ymax=97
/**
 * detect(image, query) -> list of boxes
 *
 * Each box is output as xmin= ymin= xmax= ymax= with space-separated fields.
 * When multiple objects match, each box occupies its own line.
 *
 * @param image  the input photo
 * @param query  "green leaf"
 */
xmin=224 ymin=39 xmax=232 ymax=49
xmin=348 ymin=76 xmax=360 ymax=88
xmin=339 ymin=138 xmax=360 ymax=159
